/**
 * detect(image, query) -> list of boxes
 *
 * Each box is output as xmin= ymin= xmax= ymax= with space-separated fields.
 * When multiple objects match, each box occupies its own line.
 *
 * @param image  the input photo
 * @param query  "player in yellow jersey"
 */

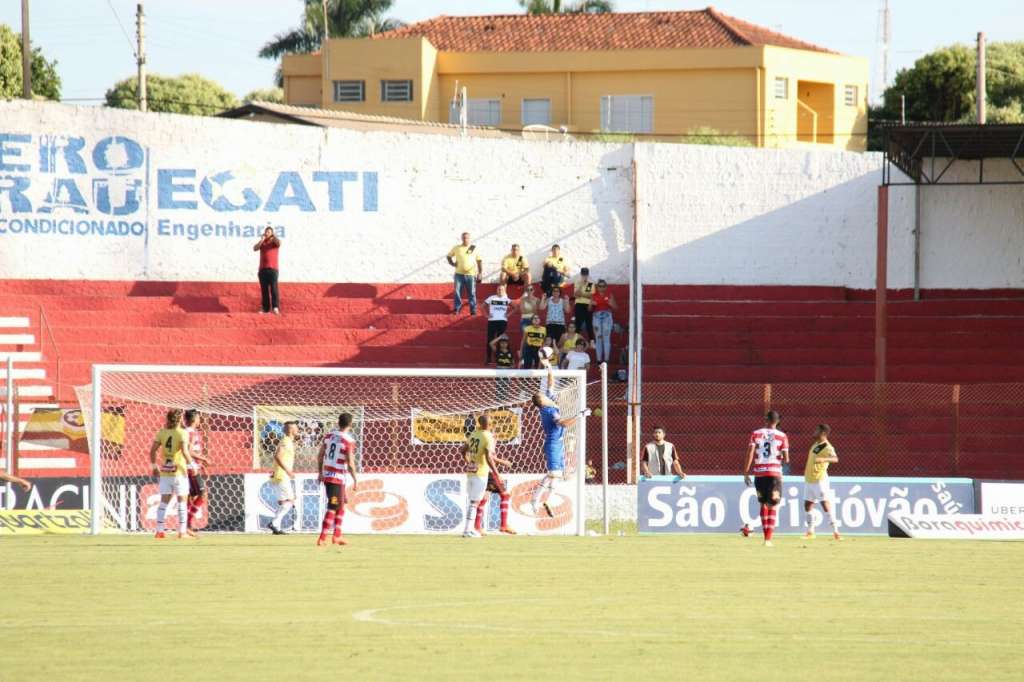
xmin=148 ymin=409 xmax=193 ymax=539
xmin=268 ymin=421 xmax=298 ymax=535
xmin=461 ymin=414 xmax=501 ymax=538
xmin=803 ymin=424 xmax=841 ymax=540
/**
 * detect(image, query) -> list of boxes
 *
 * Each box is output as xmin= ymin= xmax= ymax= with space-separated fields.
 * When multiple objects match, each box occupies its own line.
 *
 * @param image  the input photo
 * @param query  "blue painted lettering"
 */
xmin=264 ymin=172 xmax=314 ymax=212
xmin=312 ymin=171 xmax=357 ymax=211
xmin=39 ymin=178 xmax=89 ymax=214
xmin=92 ymin=136 xmax=145 ymax=175
xmin=158 ymin=169 xmax=197 ymax=209
xmin=39 ymin=135 xmax=87 ymax=174
xmin=362 ymin=171 xmax=378 ymax=212
xmin=199 ymin=171 xmax=260 ymax=212
xmin=0 ymin=175 xmax=32 ymax=212
xmin=0 ymin=134 xmax=31 ymax=172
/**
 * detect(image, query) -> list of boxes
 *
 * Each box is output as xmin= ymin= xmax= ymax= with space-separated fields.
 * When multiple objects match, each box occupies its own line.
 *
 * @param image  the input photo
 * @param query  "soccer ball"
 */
xmin=539 ymin=347 xmax=554 ymax=361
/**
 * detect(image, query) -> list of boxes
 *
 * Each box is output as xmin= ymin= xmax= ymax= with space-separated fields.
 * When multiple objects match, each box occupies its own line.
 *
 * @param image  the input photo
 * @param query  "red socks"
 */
xmin=499 ymin=493 xmax=510 ymax=528
xmin=333 ymin=507 xmax=345 ymax=539
xmin=474 ymin=500 xmax=487 ymax=532
xmin=319 ymin=510 xmax=336 ymax=539
xmin=187 ymin=499 xmax=203 ymax=529
xmin=761 ymin=504 xmax=777 ymax=540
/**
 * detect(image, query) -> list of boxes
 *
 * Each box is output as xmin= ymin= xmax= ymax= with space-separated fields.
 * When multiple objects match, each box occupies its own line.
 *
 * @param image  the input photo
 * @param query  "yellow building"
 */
xmin=283 ymin=7 xmax=868 ymax=150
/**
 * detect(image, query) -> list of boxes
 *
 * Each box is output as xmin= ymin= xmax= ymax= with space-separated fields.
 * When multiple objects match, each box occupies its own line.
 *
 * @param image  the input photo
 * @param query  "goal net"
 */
xmin=76 ymin=366 xmax=589 ymax=536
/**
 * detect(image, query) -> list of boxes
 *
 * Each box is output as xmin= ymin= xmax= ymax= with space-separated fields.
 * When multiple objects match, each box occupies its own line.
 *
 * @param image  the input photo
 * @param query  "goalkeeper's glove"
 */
xmin=580 ymin=408 xmax=592 ymax=417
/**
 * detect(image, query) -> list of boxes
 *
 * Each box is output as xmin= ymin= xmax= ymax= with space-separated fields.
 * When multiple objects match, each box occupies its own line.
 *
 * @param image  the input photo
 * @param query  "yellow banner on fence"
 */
xmin=410 ymin=408 xmax=522 ymax=445
xmin=0 ymin=509 xmax=92 ymax=535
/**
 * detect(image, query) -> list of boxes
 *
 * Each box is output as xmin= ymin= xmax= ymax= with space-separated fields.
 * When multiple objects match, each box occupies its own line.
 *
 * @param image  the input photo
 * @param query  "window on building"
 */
xmin=449 ymin=98 xmax=502 ymax=126
xmin=381 ymin=80 xmax=414 ymax=102
xmin=774 ymin=77 xmax=789 ymax=100
xmin=844 ymin=85 xmax=859 ymax=107
xmin=333 ymin=80 xmax=365 ymax=103
xmin=521 ymin=98 xmax=552 ymax=126
xmin=599 ymin=95 xmax=654 ymax=134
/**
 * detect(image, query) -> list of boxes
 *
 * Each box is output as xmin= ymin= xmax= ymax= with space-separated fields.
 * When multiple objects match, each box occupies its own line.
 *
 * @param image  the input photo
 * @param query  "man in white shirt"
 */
xmin=562 ymin=338 xmax=591 ymax=371
xmin=484 ymin=283 xmax=514 ymax=365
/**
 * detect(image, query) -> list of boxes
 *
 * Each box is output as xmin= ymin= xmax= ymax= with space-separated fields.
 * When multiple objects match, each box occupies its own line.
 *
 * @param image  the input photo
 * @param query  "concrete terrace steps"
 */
xmin=644 ymin=299 xmax=1024 ymax=317
xmin=643 ymin=315 xmax=1024 ymax=333
xmin=0 ymin=294 xmax=454 ymax=315
xmin=50 ymin=327 xmax=486 ymax=347
xmin=44 ymin=310 xmax=494 ymax=331
xmin=0 ymin=280 xmax=629 ymax=301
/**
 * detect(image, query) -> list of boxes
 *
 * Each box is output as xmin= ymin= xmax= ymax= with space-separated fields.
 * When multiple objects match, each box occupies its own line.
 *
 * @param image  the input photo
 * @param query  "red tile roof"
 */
xmin=373 ymin=7 xmax=835 ymax=54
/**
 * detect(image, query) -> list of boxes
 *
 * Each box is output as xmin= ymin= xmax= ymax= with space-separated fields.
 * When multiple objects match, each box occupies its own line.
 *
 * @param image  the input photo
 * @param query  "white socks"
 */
xmin=464 ymin=502 xmax=478 ymax=533
xmin=177 ymin=501 xmax=187 ymax=532
xmin=805 ymin=507 xmax=839 ymax=531
xmin=531 ymin=475 xmax=556 ymax=507
xmin=156 ymin=502 xmax=168 ymax=532
xmin=272 ymin=501 xmax=294 ymax=529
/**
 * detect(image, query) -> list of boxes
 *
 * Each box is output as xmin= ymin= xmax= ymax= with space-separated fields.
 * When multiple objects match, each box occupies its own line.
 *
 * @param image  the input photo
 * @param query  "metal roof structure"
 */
xmin=881 ymin=123 xmax=1024 ymax=186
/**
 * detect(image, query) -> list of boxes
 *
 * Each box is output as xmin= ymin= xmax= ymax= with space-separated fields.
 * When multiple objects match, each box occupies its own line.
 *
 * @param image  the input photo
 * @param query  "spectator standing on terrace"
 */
xmin=641 ymin=427 xmax=685 ymax=479
xmin=484 ymin=284 xmax=514 ymax=364
xmin=522 ymin=315 xmax=547 ymax=369
xmin=562 ymin=338 xmax=591 ymax=371
xmin=541 ymin=245 xmax=570 ymax=296
xmin=253 ymin=225 xmax=280 ymax=314
xmin=540 ymin=287 xmax=570 ymax=345
xmin=571 ymin=267 xmax=596 ymax=341
xmin=558 ymin=321 xmax=584 ymax=359
xmin=447 ymin=232 xmax=483 ymax=316
xmin=591 ymin=280 xmax=618 ymax=365
xmin=519 ymin=284 xmax=540 ymax=335
xmin=500 ymin=244 xmax=531 ymax=289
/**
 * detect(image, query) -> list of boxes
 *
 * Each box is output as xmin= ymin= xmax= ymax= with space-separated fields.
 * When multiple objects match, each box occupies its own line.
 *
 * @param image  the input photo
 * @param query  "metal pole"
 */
xmin=574 ymin=369 xmax=586 ymax=537
xmin=136 ymin=3 xmax=147 ymax=112
xmin=322 ymin=0 xmax=330 ymax=105
xmin=600 ymin=362 xmax=609 ymax=535
xmin=900 ymin=95 xmax=906 ymax=125
xmin=89 ymin=365 xmax=104 ymax=534
xmin=913 ymin=184 xmax=922 ymax=301
xmin=5 ymin=358 xmax=14 ymax=508
xmin=875 ymin=185 xmax=889 ymax=383
xmin=977 ymin=32 xmax=986 ymax=124
xmin=20 ymin=0 xmax=31 ymax=98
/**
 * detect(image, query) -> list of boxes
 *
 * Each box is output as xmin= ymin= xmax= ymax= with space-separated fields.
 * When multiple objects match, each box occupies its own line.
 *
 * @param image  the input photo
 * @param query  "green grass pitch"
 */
xmin=4 ymin=532 xmax=1022 ymax=681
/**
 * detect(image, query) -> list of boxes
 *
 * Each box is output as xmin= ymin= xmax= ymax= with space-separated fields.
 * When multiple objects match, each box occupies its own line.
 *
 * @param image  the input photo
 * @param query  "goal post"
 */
xmin=79 ymin=365 xmax=594 ymax=537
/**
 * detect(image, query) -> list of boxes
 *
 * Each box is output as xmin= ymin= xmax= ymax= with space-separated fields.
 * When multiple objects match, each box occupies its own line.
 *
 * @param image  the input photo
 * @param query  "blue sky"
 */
xmin=1 ymin=0 xmax=1021 ymax=103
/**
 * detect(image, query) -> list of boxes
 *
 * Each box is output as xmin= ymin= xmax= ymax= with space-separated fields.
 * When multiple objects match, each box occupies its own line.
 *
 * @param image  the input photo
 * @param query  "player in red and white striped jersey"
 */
xmin=743 ymin=411 xmax=789 ymax=546
xmin=316 ymin=413 xmax=359 ymax=546
xmin=183 ymin=410 xmax=211 ymax=537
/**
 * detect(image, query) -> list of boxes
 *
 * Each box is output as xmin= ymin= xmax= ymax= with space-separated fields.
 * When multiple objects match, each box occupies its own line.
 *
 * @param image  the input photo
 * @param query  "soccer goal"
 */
xmin=76 ymin=365 xmax=593 ymax=536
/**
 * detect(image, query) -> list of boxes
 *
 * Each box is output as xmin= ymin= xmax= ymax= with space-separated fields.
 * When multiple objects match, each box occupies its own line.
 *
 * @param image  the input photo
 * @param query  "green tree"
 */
xmin=986 ymin=41 xmax=1024 ymax=123
xmin=875 ymin=41 xmax=1024 ymax=124
xmin=105 ymin=73 xmax=238 ymax=116
xmin=243 ymin=87 xmax=284 ymax=104
xmin=0 ymin=24 xmax=61 ymax=100
xmin=519 ymin=0 xmax=614 ymax=14
xmin=682 ymin=126 xmax=753 ymax=147
xmin=259 ymin=0 xmax=403 ymax=62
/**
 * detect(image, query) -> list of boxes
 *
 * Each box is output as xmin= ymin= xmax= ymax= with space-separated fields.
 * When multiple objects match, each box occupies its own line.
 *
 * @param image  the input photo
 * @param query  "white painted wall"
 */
xmin=0 ymin=101 xmax=633 ymax=284
xmin=1 ymin=101 xmax=1021 ymax=289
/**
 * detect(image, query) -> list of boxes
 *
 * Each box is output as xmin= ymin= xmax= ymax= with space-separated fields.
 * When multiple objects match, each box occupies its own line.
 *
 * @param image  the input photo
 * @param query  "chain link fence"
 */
xmin=622 ymin=382 xmax=1024 ymax=481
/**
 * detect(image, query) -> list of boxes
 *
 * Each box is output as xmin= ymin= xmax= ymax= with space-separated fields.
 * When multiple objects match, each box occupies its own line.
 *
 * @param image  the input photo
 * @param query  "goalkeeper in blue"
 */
xmin=530 ymin=359 xmax=586 ymax=517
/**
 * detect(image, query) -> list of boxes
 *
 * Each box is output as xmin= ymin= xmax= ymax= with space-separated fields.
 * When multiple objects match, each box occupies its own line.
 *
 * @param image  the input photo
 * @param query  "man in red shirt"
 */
xmin=253 ymin=225 xmax=280 ymax=314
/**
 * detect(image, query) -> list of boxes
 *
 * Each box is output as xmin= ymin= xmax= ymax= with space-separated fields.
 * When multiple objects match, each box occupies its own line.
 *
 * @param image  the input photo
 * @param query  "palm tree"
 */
xmin=259 ymin=0 xmax=403 ymax=62
xmin=519 ymin=0 xmax=614 ymax=14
